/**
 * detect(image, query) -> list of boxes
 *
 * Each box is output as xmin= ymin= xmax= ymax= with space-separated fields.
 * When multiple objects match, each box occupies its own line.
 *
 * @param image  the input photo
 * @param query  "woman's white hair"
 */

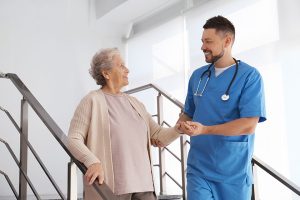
xmin=89 ymin=48 xmax=120 ymax=86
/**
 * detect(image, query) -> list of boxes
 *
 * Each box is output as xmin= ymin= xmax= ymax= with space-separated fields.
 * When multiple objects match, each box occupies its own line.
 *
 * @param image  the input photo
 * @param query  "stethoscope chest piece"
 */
xmin=221 ymin=94 xmax=230 ymax=101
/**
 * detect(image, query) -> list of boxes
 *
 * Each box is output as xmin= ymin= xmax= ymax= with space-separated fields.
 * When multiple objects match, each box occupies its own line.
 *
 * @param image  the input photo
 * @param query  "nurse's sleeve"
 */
xmin=184 ymin=72 xmax=196 ymax=118
xmin=239 ymin=68 xmax=266 ymax=123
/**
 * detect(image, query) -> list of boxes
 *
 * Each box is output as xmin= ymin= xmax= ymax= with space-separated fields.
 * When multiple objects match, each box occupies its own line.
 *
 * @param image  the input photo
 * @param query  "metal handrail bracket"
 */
xmin=0 ymin=71 xmax=7 ymax=78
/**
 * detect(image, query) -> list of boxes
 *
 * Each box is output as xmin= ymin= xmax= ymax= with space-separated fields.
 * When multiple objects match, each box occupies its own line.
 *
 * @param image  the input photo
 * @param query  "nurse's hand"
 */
xmin=85 ymin=163 xmax=104 ymax=185
xmin=177 ymin=121 xmax=205 ymax=136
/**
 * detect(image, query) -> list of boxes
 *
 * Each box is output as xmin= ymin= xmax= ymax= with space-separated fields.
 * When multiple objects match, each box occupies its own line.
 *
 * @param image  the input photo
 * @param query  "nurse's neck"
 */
xmin=214 ymin=56 xmax=236 ymax=69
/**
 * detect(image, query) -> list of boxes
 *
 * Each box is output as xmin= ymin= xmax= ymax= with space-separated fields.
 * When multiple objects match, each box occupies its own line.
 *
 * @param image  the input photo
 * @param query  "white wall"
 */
xmin=0 ymin=0 xmax=124 ymax=198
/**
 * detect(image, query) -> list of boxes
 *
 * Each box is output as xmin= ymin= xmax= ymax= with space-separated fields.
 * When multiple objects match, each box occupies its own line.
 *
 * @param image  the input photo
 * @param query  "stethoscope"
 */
xmin=193 ymin=58 xmax=239 ymax=101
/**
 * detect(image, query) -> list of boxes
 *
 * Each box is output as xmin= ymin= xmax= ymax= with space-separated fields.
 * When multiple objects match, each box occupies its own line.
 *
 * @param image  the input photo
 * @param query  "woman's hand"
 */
xmin=85 ymin=163 xmax=104 ymax=185
xmin=151 ymin=138 xmax=165 ymax=147
xmin=176 ymin=121 xmax=206 ymax=136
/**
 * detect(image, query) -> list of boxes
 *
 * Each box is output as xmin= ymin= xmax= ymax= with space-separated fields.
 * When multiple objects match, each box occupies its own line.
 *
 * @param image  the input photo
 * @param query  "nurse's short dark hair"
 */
xmin=89 ymin=48 xmax=120 ymax=86
xmin=203 ymin=15 xmax=235 ymax=42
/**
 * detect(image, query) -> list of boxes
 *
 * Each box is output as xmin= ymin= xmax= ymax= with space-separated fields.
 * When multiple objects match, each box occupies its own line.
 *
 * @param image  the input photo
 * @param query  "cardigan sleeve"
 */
xmin=147 ymin=112 xmax=181 ymax=146
xmin=67 ymin=95 xmax=101 ymax=167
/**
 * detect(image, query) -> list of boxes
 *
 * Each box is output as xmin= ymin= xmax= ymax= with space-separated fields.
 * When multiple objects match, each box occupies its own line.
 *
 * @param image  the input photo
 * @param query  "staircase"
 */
xmin=1 ymin=73 xmax=300 ymax=199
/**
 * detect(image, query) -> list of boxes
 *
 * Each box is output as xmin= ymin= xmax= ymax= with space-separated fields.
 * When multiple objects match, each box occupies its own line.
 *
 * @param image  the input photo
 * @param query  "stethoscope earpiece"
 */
xmin=221 ymin=94 xmax=229 ymax=101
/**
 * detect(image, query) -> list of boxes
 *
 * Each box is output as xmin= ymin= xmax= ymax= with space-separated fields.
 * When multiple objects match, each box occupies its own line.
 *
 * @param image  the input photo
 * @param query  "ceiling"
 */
xmin=93 ymin=0 xmax=182 ymax=38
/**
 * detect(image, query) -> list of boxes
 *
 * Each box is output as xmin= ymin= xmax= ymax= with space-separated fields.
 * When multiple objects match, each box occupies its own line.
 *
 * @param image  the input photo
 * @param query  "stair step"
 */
xmin=43 ymin=194 xmax=182 ymax=200
xmin=158 ymin=194 xmax=182 ymax=199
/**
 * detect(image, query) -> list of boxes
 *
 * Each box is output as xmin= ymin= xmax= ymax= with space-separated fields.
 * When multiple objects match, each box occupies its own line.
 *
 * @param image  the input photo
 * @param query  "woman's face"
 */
xmin=107 ymin=54 xmax=129 ymax=88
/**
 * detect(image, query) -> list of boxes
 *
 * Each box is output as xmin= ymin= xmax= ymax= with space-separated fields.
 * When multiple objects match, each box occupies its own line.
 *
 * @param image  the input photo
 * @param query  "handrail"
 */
xmin=252 ymin=156 xmax=300 ymax=195
xmin=0 ymin=170 xmax=18 ymax=199
xmin=0 ymin=138 xmax=41 ymax=199
xmin=0 ymin=106 xmax=65 ymax=199
xmin=125 ymin=83 xmax=184 ymax=109
xmin=125 ymin=83 xmax=300 ymax=198
xmin=1 ymin=73 xmax=115 ymax=200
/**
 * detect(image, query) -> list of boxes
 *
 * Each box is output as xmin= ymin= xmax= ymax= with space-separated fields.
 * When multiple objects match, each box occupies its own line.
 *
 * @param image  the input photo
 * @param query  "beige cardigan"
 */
xmin=67 ymin=89 xmax=180 ymax=200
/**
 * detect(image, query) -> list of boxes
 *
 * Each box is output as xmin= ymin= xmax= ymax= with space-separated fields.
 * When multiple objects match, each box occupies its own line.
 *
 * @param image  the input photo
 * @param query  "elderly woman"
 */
xmin=67 ymin=48 xmax=180 ymax=200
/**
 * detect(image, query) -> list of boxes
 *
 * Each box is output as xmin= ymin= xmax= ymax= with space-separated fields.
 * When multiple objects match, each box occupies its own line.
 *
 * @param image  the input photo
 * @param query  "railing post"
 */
xmin=252 ymin=162 xmax=259 ymax=200
xmin=68 ymin=160 xmax=78 ymax=200
xmin=157 ymin=93 xmax=166 ymax=195
xmin=180 ymin=135 xmax=188 ymax=200
xmin=19 ymin=98 xmax=28 ymax=200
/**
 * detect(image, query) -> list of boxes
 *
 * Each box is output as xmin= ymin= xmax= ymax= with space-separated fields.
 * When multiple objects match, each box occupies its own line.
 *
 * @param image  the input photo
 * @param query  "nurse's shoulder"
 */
xmin=190 ymin=64 xmax=211 ymax=79
xmin=237 ymin=61 xmax=263 ymax=79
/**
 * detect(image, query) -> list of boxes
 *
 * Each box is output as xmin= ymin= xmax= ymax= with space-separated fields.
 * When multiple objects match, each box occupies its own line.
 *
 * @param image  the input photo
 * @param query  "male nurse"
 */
xmin=177 ymin=15 xmax=266 ymax=200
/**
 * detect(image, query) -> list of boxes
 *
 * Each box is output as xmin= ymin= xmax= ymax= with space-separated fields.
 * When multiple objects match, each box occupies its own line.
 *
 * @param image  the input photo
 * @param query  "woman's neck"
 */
xmin=101 ymin=85 xmax=122 ymax=94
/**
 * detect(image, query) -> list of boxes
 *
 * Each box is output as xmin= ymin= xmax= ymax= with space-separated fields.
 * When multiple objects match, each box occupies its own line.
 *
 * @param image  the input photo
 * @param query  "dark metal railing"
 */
xmin=125 ymin=83 xmax=300 ymax=199
xmin=0 ymin=138 xmax=41 ymax=199
xmin=165 ymin=172 xmax=182 ymax=189
xmin=0 ymin=170 xmax=18 ymax=199
xmin=126 ymin=83 xmax=184 ymax=108
xmin=1 ymin=73 xmax=116 ymax=200
xmin=0 ymin=105 xmax=65 ymax=199
xmin=252 ymin=156 xmax=300 ymax=196
xmin=164 ymin=147 xmax=181 ymax=162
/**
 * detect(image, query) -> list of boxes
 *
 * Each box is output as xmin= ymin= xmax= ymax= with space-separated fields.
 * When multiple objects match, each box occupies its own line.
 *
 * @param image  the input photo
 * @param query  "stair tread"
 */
xmin=158 ymin=194 xmax=182 ymax=199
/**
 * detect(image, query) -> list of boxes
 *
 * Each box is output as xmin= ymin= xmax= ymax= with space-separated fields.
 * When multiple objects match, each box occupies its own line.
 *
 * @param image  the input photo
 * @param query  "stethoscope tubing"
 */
xmin=194 ymin=58 xmax=239 ymax=101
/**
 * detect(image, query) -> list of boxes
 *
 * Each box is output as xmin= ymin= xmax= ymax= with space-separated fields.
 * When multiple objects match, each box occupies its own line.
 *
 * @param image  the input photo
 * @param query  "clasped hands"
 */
xmin=151 ymin=121 xmax=206 ymax=148
xmin=176 ymin=121 xmax=206 ymax=136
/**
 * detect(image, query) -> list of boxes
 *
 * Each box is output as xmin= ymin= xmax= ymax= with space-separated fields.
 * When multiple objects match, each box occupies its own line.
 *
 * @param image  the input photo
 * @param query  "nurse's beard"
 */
xmin=211 ymin=49 xmax=225 ymax=63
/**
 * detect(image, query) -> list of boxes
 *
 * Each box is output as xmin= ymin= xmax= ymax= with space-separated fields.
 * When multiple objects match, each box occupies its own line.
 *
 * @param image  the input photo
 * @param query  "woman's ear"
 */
xmin=101 ymin=70 xmax=110 ymax=80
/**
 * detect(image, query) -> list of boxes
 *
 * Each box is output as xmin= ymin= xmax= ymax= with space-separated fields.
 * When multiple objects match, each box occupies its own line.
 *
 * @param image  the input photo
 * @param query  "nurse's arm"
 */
xmin=175 ymin=113 xmax=192 ymax=134
xmin=182 ymin=117 xmax=259 ymax=136
xmin=176 ymin=112 xmax=192 ymax=123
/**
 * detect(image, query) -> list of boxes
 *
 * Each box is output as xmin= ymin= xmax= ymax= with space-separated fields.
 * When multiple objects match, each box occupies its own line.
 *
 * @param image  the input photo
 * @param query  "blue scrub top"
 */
xmin=184 ymin=61 xmax=266 ymax=184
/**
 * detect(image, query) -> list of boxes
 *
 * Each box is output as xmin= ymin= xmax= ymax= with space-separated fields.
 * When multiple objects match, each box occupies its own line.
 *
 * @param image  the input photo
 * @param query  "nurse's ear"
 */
xmin=224 ymin=33 xmax=234 ymax=48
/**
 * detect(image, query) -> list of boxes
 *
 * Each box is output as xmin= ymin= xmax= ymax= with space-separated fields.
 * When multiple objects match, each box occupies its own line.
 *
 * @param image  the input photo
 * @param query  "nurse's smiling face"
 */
xmin=201 ymin=28 xmax=227 ymax=63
